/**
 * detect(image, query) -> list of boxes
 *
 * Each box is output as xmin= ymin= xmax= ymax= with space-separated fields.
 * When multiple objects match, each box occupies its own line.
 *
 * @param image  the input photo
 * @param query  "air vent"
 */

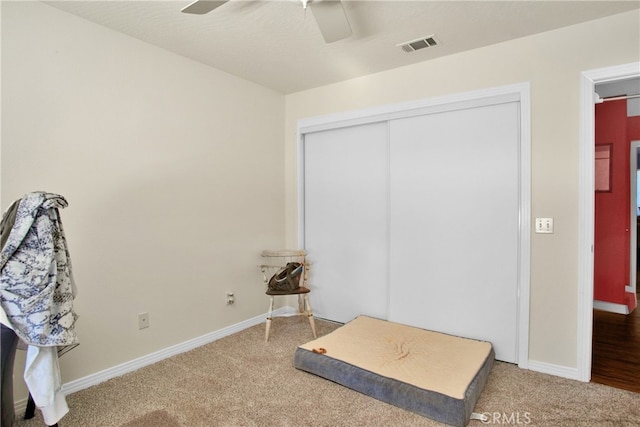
xmin=398 ymin=35 xmax=439 ymax=53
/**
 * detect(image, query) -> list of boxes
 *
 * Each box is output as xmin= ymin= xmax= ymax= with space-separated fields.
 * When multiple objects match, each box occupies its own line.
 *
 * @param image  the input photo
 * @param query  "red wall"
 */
xmin=594 ymin=100 xmax=629 ymax=305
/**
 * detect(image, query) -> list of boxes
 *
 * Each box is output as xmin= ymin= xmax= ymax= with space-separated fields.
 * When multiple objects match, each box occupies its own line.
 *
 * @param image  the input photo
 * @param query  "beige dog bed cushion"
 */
xmin=294 ymin=315 xmax=494 ymax=426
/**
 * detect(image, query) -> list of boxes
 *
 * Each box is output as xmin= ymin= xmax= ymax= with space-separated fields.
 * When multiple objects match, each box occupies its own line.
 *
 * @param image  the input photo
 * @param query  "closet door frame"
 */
xmin=297 ymin=83 xmax=531 ymax=369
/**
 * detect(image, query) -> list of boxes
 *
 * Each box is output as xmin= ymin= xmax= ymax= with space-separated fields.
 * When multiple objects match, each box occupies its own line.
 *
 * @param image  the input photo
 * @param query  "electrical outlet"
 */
xmin=138 ymin=312 xmax=149 ymax=329
xmin=226 ymin=292 xmax=235 ymax=305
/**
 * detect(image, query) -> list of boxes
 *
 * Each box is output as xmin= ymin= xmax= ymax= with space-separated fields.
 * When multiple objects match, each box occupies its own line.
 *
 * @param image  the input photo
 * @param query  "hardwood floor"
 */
xmin=591 ymin=301 xmax=640 ymax=393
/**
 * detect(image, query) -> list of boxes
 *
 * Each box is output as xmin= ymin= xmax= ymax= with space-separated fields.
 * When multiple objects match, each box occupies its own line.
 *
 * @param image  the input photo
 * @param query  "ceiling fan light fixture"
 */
xmin=180 ymin=0 xmax=352 ymax=44
xmin=310 ymin=1 xmax=352 ymax=43
xmin=398 ymin=35 xmax=440 ymax=53
xmin=181 ymin=0 xmax=229 ymax=15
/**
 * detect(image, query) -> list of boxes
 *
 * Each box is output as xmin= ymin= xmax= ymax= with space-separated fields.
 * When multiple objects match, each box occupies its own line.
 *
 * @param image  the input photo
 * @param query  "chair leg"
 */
xmin=304 ymin=295 xmax=317 ymax=338
xmin=1 ymin=325 xmax=19 ymax=427
xmin=24 ymin=393 xmax=36 ymax=420
xmin=265 ymin=296 xmax=275 ymax=342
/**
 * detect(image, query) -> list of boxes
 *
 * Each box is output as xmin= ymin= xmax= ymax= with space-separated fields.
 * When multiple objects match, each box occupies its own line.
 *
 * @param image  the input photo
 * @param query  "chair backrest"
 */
xmin=259 ymin=249 xmax=309 ymax=289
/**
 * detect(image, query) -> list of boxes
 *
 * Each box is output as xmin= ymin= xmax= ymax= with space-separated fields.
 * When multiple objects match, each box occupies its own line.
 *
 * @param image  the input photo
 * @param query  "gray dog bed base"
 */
xmin=294 ymin=316 xmax=494 ymax=427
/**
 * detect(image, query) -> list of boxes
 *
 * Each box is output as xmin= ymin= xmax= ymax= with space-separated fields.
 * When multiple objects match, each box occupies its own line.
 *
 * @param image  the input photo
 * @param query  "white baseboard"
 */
xmin=14 ymin=307 xmax=294 ymax=414
xmin=527 ymin=359 xmax=581 ymax=381
xmin=593 ymin=300 xmax=629 ymax=314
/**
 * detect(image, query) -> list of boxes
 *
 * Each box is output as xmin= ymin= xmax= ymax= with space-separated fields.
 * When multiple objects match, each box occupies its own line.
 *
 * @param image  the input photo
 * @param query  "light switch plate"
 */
xmin=535 ymin=217 xmax=554 ymax=234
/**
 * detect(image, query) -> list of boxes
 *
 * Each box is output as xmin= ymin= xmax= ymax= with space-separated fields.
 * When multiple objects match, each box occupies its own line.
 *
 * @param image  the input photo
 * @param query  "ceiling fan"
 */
xmin=181 ymin=0 xmax=352 ymax=43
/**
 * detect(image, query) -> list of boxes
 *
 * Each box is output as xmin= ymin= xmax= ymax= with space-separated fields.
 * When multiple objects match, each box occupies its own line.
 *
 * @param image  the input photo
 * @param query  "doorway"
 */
xmin=578 ymin=63 xmax=640 ymax=384
xmin=591 ymin=78 xmax=640 ymax=392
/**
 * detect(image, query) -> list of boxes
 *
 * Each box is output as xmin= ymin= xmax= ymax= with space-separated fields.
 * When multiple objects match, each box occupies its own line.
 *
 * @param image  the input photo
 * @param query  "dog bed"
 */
xmin=293 ymin=315 xmax=494 ymax=427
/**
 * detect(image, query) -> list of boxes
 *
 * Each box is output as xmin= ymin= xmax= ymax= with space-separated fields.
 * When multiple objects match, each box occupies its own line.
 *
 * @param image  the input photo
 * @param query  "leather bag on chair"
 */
xmin=267 ymin=262 xmax=303 ymax=293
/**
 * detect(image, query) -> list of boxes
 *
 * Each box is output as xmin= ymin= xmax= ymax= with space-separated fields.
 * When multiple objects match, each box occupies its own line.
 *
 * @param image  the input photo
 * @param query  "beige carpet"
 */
xmin=14 ymin=316 xmax=640 ymax=426
xmin=119 ymin=409 xmax=180 ymax=427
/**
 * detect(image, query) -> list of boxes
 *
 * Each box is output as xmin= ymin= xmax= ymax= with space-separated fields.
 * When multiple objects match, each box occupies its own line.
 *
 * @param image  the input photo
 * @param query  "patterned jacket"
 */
xmin=0 ymin=192 xmax=78 ymax=347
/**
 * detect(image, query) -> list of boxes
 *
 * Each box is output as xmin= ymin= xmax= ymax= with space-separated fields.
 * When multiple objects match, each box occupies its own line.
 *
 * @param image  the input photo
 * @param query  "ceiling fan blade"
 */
xmin=310 ymin=1 xmax=352 ymax=43
xmin=181 ymin=0 xmax=229 ymax=15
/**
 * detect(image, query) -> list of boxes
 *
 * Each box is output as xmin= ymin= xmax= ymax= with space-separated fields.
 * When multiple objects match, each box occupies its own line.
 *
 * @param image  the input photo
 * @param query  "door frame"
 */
xmin=577 ymin=62 xmax=640 ymax=382
xmin=629 ymin=141 xmax=640 ymax=297
xmin=297 ymin=82 xmax=531 ymax=368
xmin=625 ymin=140 xmax=640 ymax=294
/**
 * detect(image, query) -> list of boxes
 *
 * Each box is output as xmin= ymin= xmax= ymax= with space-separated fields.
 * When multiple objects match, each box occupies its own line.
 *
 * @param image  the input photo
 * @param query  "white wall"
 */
xmin=1 ymin=1 xmax=285 ymax=398
xmin=284 ymin=10 xmax=640 ymax=370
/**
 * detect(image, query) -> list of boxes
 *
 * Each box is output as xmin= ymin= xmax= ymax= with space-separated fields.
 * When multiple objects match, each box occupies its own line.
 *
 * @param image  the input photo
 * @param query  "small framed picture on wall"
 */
xmin=595 ymin=143 xmax=612 ymax=192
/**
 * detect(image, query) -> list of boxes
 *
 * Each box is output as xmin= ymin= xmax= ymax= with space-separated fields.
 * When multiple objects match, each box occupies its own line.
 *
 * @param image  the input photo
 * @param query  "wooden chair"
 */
xmin=259 ymin=250 xmax=317 ymax=342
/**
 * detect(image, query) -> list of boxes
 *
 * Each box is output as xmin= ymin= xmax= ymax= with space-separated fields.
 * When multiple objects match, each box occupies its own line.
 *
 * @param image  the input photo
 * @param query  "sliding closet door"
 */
xmin=388 ymin=102 xmax=520 ymax=363
xmin=304 ymin=123 xmax=389 ymax=322
xmin=303 ymin=123 xmax=389 ymax=323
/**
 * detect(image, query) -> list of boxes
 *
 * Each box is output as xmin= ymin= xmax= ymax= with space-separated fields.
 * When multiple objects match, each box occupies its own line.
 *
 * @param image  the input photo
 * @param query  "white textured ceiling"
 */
xmin=44 ymin=0 xmax=640 ymax=94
